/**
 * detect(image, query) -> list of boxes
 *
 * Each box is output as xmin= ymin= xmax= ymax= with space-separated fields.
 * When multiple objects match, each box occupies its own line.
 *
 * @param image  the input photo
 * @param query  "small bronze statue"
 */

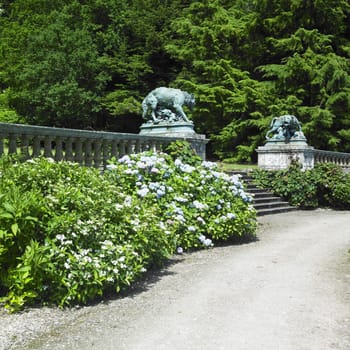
xmin=266 ymin=114 xmax=306 ymax=142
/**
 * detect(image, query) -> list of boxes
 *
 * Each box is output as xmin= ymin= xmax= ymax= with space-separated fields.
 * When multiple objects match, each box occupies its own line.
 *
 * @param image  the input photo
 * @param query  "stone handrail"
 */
xmin=0 ymin=122 xmax=208 ymax=168
xmin=314 ymin=149 xmax=350 ymax=169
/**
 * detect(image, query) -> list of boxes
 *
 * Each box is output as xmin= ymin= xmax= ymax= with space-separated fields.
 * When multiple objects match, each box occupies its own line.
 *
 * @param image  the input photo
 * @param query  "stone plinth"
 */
xmin=139 ymin=121 xmax=209 ymax=160
xmin=256 ymin=140 xmax=314 ymax=170
xmin=139 ymin=121 xmax=196 ymax=137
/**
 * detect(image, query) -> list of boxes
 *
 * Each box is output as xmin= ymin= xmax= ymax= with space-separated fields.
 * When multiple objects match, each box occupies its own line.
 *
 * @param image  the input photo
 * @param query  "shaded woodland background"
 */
xmin=1 ymin=0 xmax=349 ymax=161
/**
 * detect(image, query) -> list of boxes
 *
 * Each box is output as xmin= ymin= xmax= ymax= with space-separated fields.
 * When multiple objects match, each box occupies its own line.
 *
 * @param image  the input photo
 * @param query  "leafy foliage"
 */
xmin=1 ymin=0 xmax=350 ymax=159
xmin=0 ymin=90 xmax=24 ymax=124
xmin=252 ymin=162 xmax=350 ymax=209
xmin=0 ymin=155 xmax=256 ymax=311
xmin=165 ymin=140 xmax=202 ymax=166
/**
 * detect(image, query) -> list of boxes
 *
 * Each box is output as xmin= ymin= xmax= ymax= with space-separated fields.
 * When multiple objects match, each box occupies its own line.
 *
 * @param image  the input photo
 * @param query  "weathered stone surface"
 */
xmin=139 ymin=121 xmax=196 ymax=136
xmin=257 ymin=142 xmax=314 ymax=170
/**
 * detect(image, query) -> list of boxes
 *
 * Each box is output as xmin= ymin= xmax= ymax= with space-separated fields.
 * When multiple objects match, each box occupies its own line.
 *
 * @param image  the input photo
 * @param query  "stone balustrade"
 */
xmin=314 ymin=149 xmax=350 ymax=169
xmin=0 ymin=122 xmax=208 ymax=168
xmin=257 ymin=142 xmax=350 ymax=172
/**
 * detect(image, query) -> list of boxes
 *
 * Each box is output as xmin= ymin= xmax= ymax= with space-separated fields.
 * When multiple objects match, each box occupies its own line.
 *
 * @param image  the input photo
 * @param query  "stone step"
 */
xmin=253 ymin=201 xmax=293 ymax=210
xmin=253 ymin=196 xmax=287 ymax=203
xmin=227 ymin=170 xmax=297 ymax=216
xmin=256 ymin=206 xmax=297 ymax=216
xmin=246 ymin=188 xmax=271 ymax=194
xmin=251 ymin=192 xmax=279 ymax=199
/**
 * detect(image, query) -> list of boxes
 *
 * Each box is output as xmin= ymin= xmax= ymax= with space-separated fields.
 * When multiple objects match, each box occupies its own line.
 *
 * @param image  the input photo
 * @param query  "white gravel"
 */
xmin=1 ymin=209 xmax=350 ymax=350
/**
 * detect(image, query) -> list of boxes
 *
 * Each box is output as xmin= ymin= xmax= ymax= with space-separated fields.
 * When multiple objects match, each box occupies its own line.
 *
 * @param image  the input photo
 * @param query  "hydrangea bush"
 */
xmin=106 ymin=153 xmax=256 ymax=248
xmin=0 ymin=152 xmax=256 ymax=311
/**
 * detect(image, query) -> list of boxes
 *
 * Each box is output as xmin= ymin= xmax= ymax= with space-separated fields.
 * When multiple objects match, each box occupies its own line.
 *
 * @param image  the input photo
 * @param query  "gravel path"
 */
xmin=1 ymin=209 xmax=350 ymax=350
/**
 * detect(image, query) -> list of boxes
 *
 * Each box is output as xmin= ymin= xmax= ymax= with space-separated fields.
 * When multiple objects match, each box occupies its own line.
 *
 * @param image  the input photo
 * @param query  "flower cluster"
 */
xmin=0 ymin=153 xmax=256 ymax=311
xmin=107 ymin=152 xmax=256 ymax=249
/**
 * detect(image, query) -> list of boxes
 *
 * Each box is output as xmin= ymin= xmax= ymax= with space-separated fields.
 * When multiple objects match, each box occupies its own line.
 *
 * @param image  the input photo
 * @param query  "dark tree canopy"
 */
xmin=1 ymin=0 xmax=350 ymax=160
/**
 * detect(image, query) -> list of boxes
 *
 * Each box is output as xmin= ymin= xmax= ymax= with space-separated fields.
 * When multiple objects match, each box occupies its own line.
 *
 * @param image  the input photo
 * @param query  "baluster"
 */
xmin=150 ymin=140 xmax=157 ymax=152
xmin=128 ymin=140 xmax=136 ymax=154
xmin=74 ymin=138 xmax=83 ymax=165
xmin=140 ymin=140 xmax=148 ymax=153
xmin=316 ymin=153 xmax=320 ymax=164
xmin=111 ymin=140 xmax=119 ymax=159
xmin=120 ymin=140 xmax=127 ymax=156
xmin=20 ymin=134 xmax=30 ymax=160
xmin=84 ymin=140 xmax=93 ymax=167
xmin=102 ymin=140 xmax=110 ymax=168
xmin=65 ymin=138 xmax=74 ymax=162
xmin=135 ymin=139 xmax=142 ymax=153
xmin=93 ymin=140 xmax=102 ymax=168
xmin=33 ymin=137 xmax=41 ymax=157
xmin=55 ymin=136 xmax=64 ymax=161
xmin=8 ymin=134 xmax=17 ymax=154
xmin=44 ymin=136 xmax=53 ymax=158
xmin=143 ymin=141 xmax=150 ymax=152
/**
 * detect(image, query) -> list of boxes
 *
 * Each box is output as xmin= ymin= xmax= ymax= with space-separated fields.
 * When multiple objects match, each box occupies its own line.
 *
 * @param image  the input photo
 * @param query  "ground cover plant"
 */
xmin=252 ymin=162 xmax=350 ymax=209
xmin=0 ymin=152 xmax=256 ymax=312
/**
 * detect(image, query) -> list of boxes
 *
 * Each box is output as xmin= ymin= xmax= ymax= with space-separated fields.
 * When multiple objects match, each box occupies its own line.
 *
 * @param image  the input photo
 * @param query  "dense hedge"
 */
xmin=0 ymin=153 xmax=256 ymax=311
xmin=252 ymin=162 xmax=350 ymax=209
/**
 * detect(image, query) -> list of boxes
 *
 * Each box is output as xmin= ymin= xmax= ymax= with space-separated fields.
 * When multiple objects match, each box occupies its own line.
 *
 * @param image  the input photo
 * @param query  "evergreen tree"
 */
xmin=168 ymin=0 xmax=350 ymax=160
xmin=102 ymin=0 xmax=185 ymax=122
xmin=255 ymin=0 xmax=350 ymax=151
xmin=166 ymin=0 xmax=271 ymax=161
xmin=1 ymin=0 xmax=350 ymax=159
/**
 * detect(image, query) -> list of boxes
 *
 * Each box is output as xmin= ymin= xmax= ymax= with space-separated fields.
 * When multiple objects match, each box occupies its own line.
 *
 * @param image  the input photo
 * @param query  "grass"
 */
xmin=216 ymin=162 xmax=258 ymax=173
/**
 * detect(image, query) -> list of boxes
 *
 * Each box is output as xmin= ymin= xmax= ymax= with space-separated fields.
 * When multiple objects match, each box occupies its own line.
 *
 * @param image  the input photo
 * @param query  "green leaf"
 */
xmin=0 ymin=212 xmax=13 ymax=220
xmin=11 ymin=223 xmax=19 ymax=235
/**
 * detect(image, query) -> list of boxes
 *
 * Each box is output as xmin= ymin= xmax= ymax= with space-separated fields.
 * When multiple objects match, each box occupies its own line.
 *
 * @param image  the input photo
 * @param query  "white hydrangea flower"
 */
xmin=106 ymin=164 xmax=117 ymax=171
xmin=202 ymin=161 xmax=217 ymax=169
xmin=227 ymin=213 xmax=236 ymax=220
xmin=176 ymin=247 xmax=183 ymax=254
xmin=137 ymin=187 xmax=149 ymax=197
xmin=204 ymin=238 xmax=212 ymax=247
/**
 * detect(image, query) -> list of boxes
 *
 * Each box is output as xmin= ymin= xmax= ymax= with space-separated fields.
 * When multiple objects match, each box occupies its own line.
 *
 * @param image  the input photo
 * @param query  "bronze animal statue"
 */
xmin=266 ymin=114 xmax=304 ymax=141
xmin=142 ymin=87 xmax=195 ymax=123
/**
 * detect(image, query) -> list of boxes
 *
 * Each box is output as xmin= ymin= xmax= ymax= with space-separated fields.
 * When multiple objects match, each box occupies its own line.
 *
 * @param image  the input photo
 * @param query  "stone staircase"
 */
xmin=230 ymin=171 xmax=297 ymax=216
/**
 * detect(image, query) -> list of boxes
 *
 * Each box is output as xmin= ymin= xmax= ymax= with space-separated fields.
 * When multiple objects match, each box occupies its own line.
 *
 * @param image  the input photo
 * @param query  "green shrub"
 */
xmin=0 ymin=90 xmax=24 ymax=124
xmin=312 ymin=163 xmax=350 ymax=209
xmin=0 ymin=154 xmax=256 ymax=311
xmin=252 ymin=162 xmax=350 ymax=209
xmin=165 ymin=140 xmax=202 ymax=166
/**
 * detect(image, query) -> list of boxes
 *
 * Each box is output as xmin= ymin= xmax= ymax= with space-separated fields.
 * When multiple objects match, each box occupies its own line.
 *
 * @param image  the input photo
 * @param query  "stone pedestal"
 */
xmin=139 ymin=121 xmax=209 ymax=160
xmin=139 ymin=121 xmax=196 ymax=137
xmin=256 ymin=140 xmax=314 ymax=171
